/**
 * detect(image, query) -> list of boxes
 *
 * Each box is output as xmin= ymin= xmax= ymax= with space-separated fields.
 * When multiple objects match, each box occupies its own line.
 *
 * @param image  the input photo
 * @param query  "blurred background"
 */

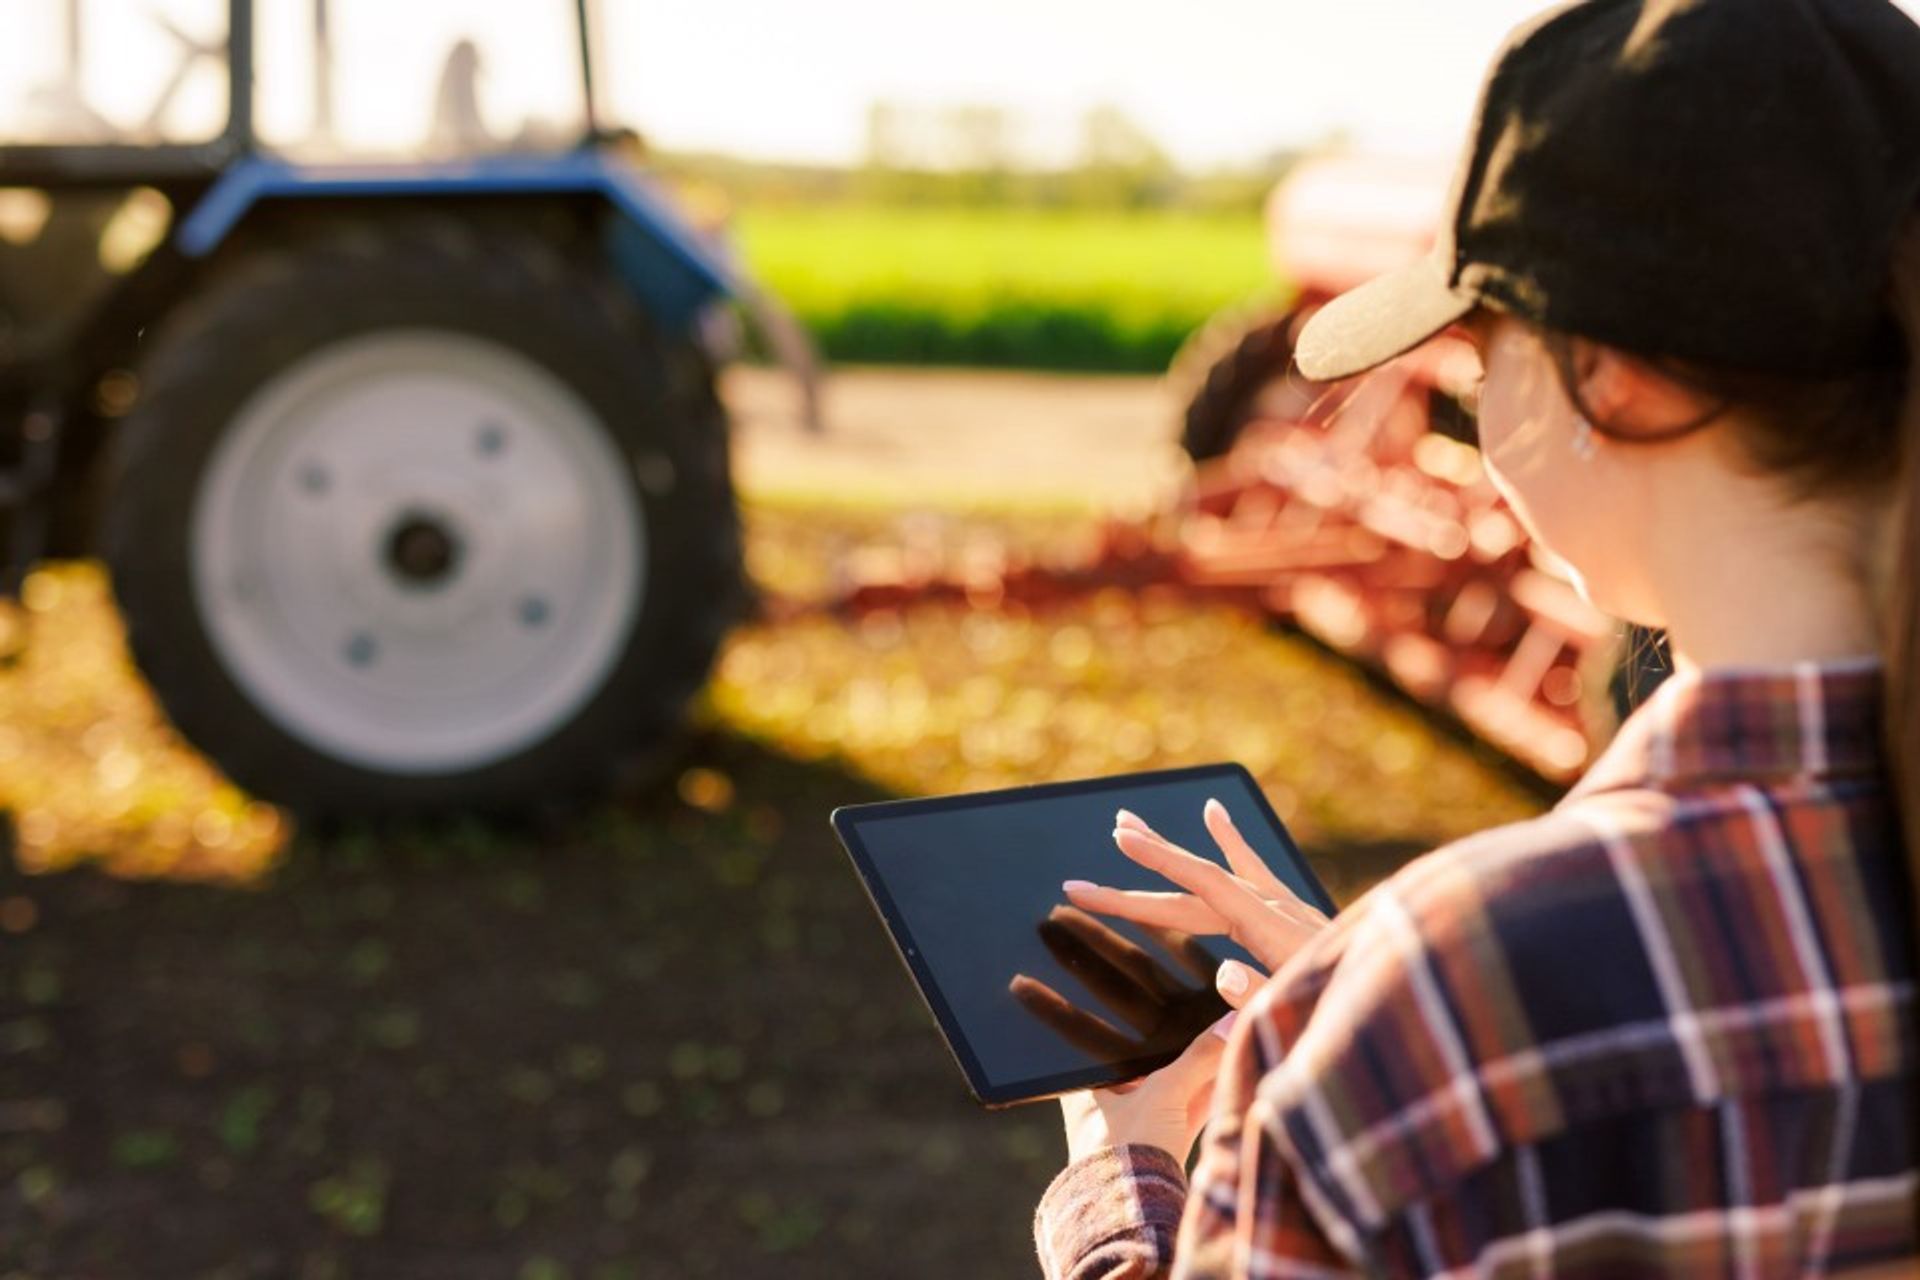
xmin=6 ymin=2 xmax=1898 ymax=1277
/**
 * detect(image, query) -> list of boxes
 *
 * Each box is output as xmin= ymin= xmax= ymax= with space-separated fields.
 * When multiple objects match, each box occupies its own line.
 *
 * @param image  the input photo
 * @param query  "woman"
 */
xmin=1034 ymin=0 xmax=1920 ymax=1274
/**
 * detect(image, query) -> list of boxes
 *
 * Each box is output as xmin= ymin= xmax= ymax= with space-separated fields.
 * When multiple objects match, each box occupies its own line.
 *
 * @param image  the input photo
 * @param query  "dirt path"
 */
xmin=723 ymin=364 xmax=1188 ymax=512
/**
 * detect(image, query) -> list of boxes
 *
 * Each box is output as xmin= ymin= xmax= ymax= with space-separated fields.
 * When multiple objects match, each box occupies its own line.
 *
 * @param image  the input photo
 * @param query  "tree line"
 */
xmin=655 ymin=101 xmax=1306 ymax=214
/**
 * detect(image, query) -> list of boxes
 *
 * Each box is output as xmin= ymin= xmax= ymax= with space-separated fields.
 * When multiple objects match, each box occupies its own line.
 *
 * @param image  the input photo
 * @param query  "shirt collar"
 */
xmin=1555 ymin=654 xmax=1888 ymax=806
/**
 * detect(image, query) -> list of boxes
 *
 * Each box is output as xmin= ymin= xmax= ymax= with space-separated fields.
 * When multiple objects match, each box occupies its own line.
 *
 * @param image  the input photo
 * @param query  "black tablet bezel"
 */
xmin=829 ymin=761 xmax=1335 ymax=1108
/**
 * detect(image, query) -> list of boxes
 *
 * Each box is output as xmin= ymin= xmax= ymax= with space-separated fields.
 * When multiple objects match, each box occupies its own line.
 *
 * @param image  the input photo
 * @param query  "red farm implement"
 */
xmin=757 ymin=153 xmax=1663 ymax=786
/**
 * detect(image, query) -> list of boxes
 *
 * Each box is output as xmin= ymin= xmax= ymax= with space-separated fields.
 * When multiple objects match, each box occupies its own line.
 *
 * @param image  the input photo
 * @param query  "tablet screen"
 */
xmin=832 ymin=762 xmax=1334 ymax=1107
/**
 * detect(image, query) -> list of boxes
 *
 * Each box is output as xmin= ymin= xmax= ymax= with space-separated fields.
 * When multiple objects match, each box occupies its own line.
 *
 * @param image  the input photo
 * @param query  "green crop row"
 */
xmin=732 ymin=205 xmax=1286 ymax=373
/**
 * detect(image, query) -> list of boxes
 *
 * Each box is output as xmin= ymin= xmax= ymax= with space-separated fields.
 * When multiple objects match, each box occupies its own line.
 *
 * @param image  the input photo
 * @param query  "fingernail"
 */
xmin=1216 ymin=962 xmax=1250 ymax=996
xmin=1205 ymin=797 xmax=1226 ymax=819
xmin=1210 ymin=1011 xmax=1239 ymax=1041
xmin=1116 ymin=807 xmax=1143 ymax=827
xmin=1062 ymin=879 xmax=1097 ymax=895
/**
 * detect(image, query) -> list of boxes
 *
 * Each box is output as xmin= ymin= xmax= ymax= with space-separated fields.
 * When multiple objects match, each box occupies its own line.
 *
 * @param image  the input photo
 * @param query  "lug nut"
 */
xmin=344 ymin=632 xmax=378 ymax=667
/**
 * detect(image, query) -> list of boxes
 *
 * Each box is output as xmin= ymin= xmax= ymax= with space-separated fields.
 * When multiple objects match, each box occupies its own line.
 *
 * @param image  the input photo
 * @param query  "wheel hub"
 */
xmin=384 ymin=511 xmax=463 ymax=588
xmin=190 ymin=330 xmax=647 ymax=775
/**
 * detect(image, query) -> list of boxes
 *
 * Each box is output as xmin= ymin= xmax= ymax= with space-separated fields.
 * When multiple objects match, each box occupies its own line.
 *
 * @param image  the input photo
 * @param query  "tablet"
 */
xmin=830 ymin=761 xmax=1335 ymax=1108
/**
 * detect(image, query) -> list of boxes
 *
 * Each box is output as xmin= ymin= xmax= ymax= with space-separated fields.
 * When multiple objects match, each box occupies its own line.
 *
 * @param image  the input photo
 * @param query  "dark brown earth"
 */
xmin=3 ymin=735 xmax=1077 ymax=1280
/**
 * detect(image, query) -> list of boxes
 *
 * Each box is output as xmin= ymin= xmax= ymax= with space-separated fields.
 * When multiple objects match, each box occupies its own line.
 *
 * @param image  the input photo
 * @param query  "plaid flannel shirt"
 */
xmin=1035 ymin=655 xmax=1918 ymax=1277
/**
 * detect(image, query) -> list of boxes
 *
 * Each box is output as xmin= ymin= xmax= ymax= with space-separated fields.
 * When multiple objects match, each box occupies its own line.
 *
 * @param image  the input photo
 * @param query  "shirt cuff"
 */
xmin=1034 ymin=1143 xmax=1190 ymax=1280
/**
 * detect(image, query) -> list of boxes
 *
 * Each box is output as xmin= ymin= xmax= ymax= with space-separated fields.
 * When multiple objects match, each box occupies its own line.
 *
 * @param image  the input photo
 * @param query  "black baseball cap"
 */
xmin=1293 ymin=0 xmax=1920 ymax=382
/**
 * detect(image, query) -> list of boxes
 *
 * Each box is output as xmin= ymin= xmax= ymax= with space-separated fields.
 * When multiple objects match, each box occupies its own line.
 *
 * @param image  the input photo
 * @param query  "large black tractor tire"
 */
xmin=101 ymin=221 xmax=751 ymax=821
xmin=1168 ymin=306 xmax=1325 ymax=462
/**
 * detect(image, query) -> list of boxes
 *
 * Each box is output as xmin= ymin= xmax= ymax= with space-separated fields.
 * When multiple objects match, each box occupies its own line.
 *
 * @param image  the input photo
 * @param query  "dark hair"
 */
xmin=1889 ymin=225 xmax=1920 ymax=1243
xmin=1540 ymin=217 xmax=1919 ymax=1011
xmin=1885 ymin=225 xmax=1920 ymax=978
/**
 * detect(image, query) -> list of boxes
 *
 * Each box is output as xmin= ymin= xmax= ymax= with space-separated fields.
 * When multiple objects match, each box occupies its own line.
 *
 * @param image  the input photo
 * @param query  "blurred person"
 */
xmin=429 ymin=38 xmax=492 ymax=154
xmin=1033 ymin=0 xmax=1920 ymax=1274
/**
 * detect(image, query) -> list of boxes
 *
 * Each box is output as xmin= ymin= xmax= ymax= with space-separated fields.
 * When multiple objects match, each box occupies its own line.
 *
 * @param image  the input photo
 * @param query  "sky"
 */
xmin=599 ymin=0 xmax=1920 ymax=168
xmin=8 ymin=0 xmax=1920 ymax=168
xmin=600 ymin=0 xmax=1571 ymax=168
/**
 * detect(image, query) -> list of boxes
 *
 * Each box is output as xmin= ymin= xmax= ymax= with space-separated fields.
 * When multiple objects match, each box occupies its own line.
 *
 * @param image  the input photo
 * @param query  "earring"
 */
xmin=1570 ymin=415 xmax=1597 ymax=461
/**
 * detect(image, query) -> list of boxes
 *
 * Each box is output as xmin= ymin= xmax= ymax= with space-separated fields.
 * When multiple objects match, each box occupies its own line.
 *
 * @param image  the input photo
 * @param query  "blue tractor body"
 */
xmin=175 ymin=151 xmax=739 ymax=335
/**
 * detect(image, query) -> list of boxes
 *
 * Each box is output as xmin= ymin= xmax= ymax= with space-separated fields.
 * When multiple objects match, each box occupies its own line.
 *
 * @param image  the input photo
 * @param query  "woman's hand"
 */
xmin=1064 ymin=797 xmax=1332 ymax=1002
xmin=1055 ymin=796 xmax=1333 ymax=1166
xmin=1059 ymin=1008 xmax=1235 ymax=1165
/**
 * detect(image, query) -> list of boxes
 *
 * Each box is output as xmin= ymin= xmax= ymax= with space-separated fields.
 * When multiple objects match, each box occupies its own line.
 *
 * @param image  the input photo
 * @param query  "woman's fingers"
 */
xmin=1098 ymin=1009 xmax=1230 ymax=1101
xmin=1062 ymin=882 xmax=1227 ymax=936
xmin=1111 ymin=827 xmax=1325 ymax=971
xmin=1109 ymin=827 xmax=1298 ymax=968
xmin=1118 ymin=802 xmax=1294 ymax=905
xmin=1065 ymin=878 xmax=1315 ymax=944
xmin=1108 ymin=826 xmax=1239 ymax=899
xmin=1201 ymin=800 xmax=1331 ymax=932
xmin=1213 ymin=959 xmax=1263 ymax=1010
xmin=1203 ymin=798 xmax=1290 ymax=899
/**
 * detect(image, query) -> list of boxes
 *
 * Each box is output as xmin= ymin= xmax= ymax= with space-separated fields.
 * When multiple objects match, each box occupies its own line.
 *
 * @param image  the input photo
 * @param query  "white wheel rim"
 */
xmin=190 ymin=329 xmax=646 ymax=775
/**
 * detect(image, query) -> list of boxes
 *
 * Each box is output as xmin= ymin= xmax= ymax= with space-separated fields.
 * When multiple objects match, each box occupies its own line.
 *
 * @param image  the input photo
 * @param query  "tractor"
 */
xmin=0 ymin=0 xmax=797 ymax=819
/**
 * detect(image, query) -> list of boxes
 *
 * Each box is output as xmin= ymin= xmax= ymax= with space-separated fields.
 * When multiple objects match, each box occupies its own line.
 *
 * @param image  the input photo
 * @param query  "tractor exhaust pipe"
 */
xmin=313 ymin=0 xmax=335 ymax=142
xmin=577 ymin=0 xmax=601 ymax=139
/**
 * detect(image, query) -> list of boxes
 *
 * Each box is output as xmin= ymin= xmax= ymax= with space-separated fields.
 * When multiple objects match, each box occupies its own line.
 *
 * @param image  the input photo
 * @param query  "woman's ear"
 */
xmin=1572 ymin=339 xmax=1719 ymax=437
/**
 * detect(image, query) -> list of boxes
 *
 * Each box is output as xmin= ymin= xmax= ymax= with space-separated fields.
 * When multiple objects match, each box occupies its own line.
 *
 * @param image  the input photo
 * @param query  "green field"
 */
xmin=735 ymin=205 xmax=1284 ymax=372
